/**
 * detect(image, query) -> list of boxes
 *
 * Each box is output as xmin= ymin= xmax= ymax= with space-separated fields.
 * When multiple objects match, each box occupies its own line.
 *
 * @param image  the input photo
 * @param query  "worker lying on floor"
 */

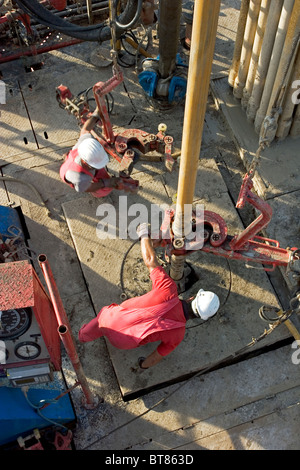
xmin=60 ymin=108 xmax=138 ymax=197
xmin=78 ymin=223 xmax=220 ymax=369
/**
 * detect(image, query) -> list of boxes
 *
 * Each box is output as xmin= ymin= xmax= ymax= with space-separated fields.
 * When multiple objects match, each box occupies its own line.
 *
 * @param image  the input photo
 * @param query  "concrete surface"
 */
xmin=0 ymin=0 xmax=299 ymax=451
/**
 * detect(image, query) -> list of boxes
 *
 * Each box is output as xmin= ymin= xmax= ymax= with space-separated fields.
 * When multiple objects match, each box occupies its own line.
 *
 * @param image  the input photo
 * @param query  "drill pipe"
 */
xmin=158 ymin=0 xmax=182 ymax=78
xmin=170 ymin=0 xmax=221 ymax=281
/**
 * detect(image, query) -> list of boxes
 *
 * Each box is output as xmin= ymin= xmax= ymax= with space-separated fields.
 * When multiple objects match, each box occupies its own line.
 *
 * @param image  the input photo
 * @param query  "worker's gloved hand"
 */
xmin=115 ymin=175 xmax=139 ymax=194
xmin=136 ymin=223 xmax=149 ymax=240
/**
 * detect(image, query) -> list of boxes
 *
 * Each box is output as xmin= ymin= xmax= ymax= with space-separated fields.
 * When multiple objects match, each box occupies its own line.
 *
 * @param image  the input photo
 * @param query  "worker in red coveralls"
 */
xmin=78 ymin=223 xmax=220 ymax=369
xmin=60 ymin=108 xmax=138 ymax=197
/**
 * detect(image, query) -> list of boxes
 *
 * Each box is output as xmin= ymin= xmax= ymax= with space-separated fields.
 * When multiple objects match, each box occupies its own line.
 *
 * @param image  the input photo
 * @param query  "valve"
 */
xmin=138 ymin=54 xmax=188 ymax=105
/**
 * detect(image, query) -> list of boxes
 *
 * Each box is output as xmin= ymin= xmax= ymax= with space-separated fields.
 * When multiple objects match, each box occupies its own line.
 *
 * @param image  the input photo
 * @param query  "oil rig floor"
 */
xmin=0 ymin=0 xmax=299 ymax=451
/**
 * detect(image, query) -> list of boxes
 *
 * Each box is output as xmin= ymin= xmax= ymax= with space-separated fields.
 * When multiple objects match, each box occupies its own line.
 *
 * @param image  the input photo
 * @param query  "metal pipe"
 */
xmin=228 ymin=0 xmax=250 ymax=87
xmin=0 ymin=39 xmax=83 ymax=64
xmin=34 ymin=9 xmax=109 ymax=37
xmin=158 ymin=0 xmax=182 ymax=78
xmin=0 ymin=2 xmax=108 ymax=37
xmin=265 ymin=0 xmax=300 ymax=142
xmin=246 ymin=0 xmax=283 ymax=121
xmin=124 ymin=35 xmax=153 ymax=57
xmin=34 ymin=1 xmax=109 ymax=23
xmin=86 ymin=0 xmax=94 ymax=23
xmin=57 ymin=324 xmax=100 ymax=407
xmin=170 ymin=0 xmax=221 ymax=281
xmin=241 ymin=0 xmax=270 ymax=109
xmin=233 ymin=0 xmax=262 ymax=99
xmin=38 ymin=254 xmax=99 ymax=409
xmin=254 ymin=0 xmax=294 ymax=134
xmin=276 ymin=46 xmax=300 ymax=138
xmin=14 ymin=0 xmax=140 ymax=42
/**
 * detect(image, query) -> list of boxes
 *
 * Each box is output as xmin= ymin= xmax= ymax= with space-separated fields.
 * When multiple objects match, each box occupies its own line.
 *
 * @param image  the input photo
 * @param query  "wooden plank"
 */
xmin=180 ymin=399 xmax=300 ymax=450
xmin=88 ymin=345 xmax=300 ymax=450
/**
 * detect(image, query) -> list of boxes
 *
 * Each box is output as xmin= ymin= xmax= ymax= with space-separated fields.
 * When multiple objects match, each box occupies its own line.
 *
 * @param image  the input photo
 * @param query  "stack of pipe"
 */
xmin=229 ymin=0 xmax=300 ymax=142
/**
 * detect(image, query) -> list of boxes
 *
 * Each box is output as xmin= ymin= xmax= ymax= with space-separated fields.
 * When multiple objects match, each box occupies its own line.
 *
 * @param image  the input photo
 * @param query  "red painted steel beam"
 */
xmin=38 ymin=254 xmax=100 ymax=408
xmin=0 ymin=39 xmax=82 ymax=64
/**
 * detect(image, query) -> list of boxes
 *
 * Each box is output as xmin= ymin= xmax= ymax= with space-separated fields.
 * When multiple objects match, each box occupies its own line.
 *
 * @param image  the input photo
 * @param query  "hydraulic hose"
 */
xmin=15 ymin=0 xmax=102 ymax=32
xmin=14 ymin=0 xmax=142 ymax=42
xmin=113 ymin=0 xmax=143 ymax=30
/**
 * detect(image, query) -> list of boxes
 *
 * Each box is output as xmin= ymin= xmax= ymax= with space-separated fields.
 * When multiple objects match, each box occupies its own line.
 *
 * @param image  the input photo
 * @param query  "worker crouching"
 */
xmin=78 ymin=223 xmax=220 ymax=370
xmin=60 ymin=108 xmax=139 ymax=197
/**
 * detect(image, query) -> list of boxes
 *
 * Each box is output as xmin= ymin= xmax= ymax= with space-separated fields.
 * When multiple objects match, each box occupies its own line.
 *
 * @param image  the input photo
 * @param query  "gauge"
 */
xmin=0 ymin=308 xmax=31 ymax=340
xmin=14 ymin=341 xmax=41 ymax=360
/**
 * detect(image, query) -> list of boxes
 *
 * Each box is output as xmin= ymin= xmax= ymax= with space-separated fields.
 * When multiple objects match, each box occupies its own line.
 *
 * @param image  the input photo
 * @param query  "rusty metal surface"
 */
xmin=0 ymin=260 xmax=34 ymax=309
xmin=0 ymin=260 xmax=62 ymax=369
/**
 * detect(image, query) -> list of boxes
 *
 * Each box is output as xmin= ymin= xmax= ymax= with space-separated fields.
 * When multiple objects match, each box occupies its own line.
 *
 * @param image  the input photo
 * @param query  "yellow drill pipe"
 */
xmin=172 ymin=0 xmax=221 ymax=240
xmin=228 ymin=0 xmax=250 ymax=87
xmin=265 ymin=0 xmax=300 ymax=142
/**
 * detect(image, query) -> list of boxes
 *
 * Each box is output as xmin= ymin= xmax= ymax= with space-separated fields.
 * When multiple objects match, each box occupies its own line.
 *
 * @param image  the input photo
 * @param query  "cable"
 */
xmin=76 ymin=85 xmax=115 ymax=114
xmin=120 ymin=239 xmax=139 ymax=298
xmin=15 ymin=0 xmax=102 ymax=32
xmin=259 ymin=305 xmax=283 ymax=323
xmin=106 ymin=92 xmax=114 ymax=114
xmin=120 ymin=31 xmax=140 ymax=56
xmin=22 ymin=387 xmax=68 ymax=431
xmin=18 ymin=0 xmax=139 ymax=36
xmin=83 ymin=305 xmax=290 ymax=450
xmin=117 ymin=51 xmax=135 ymax=67
xmin=14 ymin=0 xmax=142 ymax=42
xmin=221 ymin=258 xmax=232 ymax=308
xmin=0 ymin=176 xmax=51 ymax=217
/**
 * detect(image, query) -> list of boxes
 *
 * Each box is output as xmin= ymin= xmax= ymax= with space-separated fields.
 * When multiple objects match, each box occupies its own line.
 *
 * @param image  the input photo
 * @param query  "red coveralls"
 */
xmin=60 ymin=148 xmax=113 ymax=198
xmin=79 ymin=296 xmax=185 ymax=349
xmin=78 ymin=267 xmax=187 ymax=356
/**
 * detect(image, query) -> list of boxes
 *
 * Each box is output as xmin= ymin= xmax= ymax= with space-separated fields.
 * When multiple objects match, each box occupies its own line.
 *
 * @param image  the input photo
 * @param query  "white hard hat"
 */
xmin=191 ymin=289 xmax=220 ymax=320
xmin=78 ymin=137 xmax=109 ymax=169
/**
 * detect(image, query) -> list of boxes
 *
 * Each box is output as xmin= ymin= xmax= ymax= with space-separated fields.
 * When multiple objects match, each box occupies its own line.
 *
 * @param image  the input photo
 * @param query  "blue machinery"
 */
xmin=0 ymin=205 xmax=75 ymax=450
xmin=139 ymin=54 xmax=188 ymax=105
